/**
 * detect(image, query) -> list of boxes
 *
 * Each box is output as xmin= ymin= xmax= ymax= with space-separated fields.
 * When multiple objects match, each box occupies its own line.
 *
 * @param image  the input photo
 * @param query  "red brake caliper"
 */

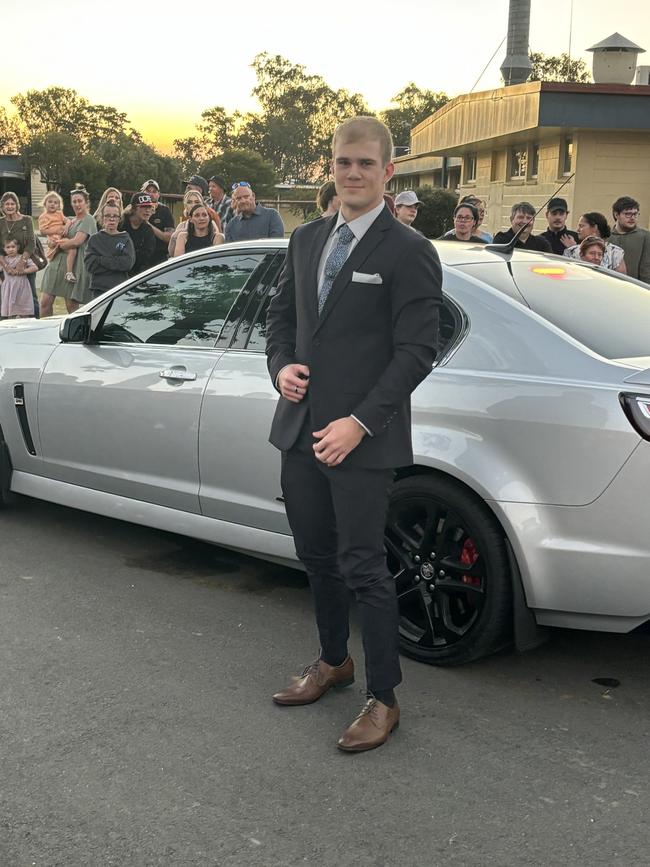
xmin=460 ymin=538 xmax=481 ymax=587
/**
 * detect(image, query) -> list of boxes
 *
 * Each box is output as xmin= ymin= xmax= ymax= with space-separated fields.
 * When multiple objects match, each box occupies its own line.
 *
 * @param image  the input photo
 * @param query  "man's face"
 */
xmin=616 ymin=206 xmax=639 ymax=232
xmin=135 ymin=204 xmax=154 ymax=221
xmin=208 ymin=181 xmax=224 ymax=202
xmin=547 ymin=208 xmax=567 ymax=231
xmin=396 ymin=204 xmax=417 ymax=226
xmin=331 ymin=137 xmax=393 ymax=216
xmin=232 ymin=186 xmax=256 ymax=214
xmin=511 ymin=209 xmax=533 ymax=236
xmin=144 ymin=185 xmax=160 ymax=203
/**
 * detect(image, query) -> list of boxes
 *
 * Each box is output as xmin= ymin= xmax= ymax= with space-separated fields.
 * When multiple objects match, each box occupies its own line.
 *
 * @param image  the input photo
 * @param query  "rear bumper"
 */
xmin=492 ymin=442 xmax=650 ymax=632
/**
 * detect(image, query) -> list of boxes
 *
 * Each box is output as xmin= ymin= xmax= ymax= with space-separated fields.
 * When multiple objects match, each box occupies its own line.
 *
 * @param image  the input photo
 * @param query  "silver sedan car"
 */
xmin=1 ymin=240 xmax=650 ymax=666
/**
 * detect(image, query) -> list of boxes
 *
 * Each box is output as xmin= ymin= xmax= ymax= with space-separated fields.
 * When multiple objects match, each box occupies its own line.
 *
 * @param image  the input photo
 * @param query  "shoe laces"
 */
xmin=301 ymin=659 xmax=322 ymax=680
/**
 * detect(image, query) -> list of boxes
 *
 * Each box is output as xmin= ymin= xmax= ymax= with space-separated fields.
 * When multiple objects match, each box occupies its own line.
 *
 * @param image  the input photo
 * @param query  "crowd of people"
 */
xmin=0 ymin=175 xmax=286 ymax=318
xmin=421 ymin=192 xmax=647 ymax=282
xmin=0 ymin=174 xmax=649 ymax=320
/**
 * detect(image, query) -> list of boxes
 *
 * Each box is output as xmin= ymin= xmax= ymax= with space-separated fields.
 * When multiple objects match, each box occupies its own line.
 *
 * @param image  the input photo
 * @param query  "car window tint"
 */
xmin=509 ymin=261 xmax=650 ymax=360
xmin=99 ymin=254 xmax=264 ymax=348
xmin=222 ymin=254 xmax=284 ymax=350
xmin=437 ymin=297 xmax=464 ymax=362
xmin=238 ymin=256 xmax=286 ymax=351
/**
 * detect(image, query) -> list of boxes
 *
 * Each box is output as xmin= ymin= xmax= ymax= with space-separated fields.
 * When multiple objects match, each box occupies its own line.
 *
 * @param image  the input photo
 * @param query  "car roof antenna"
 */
xmin=484 ymin=172 xmax=576 ymax=256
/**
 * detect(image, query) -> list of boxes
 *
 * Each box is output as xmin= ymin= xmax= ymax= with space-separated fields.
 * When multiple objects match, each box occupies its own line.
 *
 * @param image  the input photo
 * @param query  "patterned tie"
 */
xmin=318 ymin=223 xmax=355 ymax=314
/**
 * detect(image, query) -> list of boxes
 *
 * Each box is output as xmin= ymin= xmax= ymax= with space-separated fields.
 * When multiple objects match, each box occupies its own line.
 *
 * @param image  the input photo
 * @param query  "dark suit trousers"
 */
xmin=280 ymin=424 xmax=402 ymax=693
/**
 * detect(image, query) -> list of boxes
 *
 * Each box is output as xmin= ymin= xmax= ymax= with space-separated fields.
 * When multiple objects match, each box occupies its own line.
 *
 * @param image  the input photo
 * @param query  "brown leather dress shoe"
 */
xmin=337 ymin=698 xmax=400 ymax=752
xmin=272 ymin=657 xmax=354 ymax=706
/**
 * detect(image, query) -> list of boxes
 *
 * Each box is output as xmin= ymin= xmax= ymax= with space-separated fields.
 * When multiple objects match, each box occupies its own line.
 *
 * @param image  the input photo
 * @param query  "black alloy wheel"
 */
xmin=385 ymin=474 xmax=512 ymax=666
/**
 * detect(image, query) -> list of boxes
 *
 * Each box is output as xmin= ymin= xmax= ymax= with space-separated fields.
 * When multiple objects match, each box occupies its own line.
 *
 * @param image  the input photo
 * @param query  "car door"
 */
xmin=37 ymin=251 xmax=267 ymax=512
xmin=199 ymin=252 xmax=291 ymax=533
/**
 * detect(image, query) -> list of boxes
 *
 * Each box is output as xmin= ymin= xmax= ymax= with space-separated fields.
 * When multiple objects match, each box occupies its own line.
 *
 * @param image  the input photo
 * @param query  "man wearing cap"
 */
xmin=207 ymin=176 xmax=233 ymax=227
xmin=141 ymin=180 xmax=175 ymax=266
xmin=394 ymin=190 xmax=422 ymax=230
xmin=184 ymin=175 xmax=210 ymax=199
xmin=122 ymin=192 xmax=157 ymax=275
xmin=225 ymin=183 xmax=284 ymax=242
xmin=540 ymin=198 xmax=579 ymax=255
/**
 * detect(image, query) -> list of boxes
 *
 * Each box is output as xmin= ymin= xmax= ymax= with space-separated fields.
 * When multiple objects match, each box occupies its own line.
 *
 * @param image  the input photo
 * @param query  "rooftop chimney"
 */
xmin=500 ymin=0 xmax=532 ymax=86
xmin=587 ymin=33 xmax=646 ymax=84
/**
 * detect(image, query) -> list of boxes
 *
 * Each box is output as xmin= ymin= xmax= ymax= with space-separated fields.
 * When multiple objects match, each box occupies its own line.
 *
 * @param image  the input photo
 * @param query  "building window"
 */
xmin=561 ymin=136 xmax=573 ymax=175
xmin=528 ymin=144 xmax=539 ymax=179
xmin=464 ymin=153 xmax=477 ymax=184
xmin=509 ymin=147 xmax=527 ymax=180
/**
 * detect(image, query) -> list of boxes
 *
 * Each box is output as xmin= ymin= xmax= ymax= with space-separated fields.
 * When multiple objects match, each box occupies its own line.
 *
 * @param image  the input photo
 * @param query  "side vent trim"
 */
xmin=13 ymin=384 xmax=37 ymax=455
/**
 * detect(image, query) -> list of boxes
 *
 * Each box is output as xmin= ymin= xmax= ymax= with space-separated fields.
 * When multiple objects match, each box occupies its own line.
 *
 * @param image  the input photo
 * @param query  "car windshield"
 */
xmin=462 ymin=259 xmax=650 ymax=360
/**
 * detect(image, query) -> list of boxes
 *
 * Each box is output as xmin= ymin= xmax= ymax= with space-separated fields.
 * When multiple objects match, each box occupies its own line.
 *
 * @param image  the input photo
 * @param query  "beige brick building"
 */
xmin=390 ymin=81 xmax=650 ymax=236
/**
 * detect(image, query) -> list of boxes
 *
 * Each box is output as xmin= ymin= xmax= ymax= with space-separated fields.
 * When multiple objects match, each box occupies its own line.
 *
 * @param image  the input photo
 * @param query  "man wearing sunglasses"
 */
xmin=224 ymin=182 xmax=284 ymax=242
xmin=610 ymin=196 xmax=650 ymax=284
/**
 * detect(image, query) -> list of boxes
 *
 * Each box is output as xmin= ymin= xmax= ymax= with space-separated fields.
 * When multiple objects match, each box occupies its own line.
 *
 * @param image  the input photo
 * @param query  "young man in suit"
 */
xmin=266 ymin=116 xmax=442 ymax=752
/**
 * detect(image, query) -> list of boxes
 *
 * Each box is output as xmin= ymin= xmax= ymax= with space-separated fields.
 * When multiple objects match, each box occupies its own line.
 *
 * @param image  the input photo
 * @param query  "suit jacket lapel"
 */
xmin=315 ymin=206 xmax=393 ymax=332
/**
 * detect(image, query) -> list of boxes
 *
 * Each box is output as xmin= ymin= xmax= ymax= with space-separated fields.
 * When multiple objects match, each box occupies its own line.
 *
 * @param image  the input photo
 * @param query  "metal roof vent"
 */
xmin=587 ymin=32 xmax=646 ymax=84
xmin=500 ymin=0 xmax=532 ymax=86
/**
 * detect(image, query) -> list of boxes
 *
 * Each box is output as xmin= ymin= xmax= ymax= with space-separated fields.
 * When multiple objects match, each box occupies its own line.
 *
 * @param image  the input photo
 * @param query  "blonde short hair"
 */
xmin=41 ymin=191 xmax=64 ymax=210
xmin=331 ymin=116 xmax=393 ymax=166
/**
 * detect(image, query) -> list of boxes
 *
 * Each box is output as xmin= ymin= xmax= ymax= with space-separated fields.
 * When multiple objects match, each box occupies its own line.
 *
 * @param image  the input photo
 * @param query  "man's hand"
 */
xmin=278 ymin=363 xmax=310 ymax=403
xmin=15 ymin=259 xmax=25 ymax=274
xmin=313 ymin=417 xmax=366 ymax=467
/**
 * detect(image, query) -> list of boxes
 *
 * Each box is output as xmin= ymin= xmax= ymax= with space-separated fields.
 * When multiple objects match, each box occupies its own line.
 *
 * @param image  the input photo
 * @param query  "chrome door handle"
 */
xmin=159 ymin=368 xmax=197 ymax=382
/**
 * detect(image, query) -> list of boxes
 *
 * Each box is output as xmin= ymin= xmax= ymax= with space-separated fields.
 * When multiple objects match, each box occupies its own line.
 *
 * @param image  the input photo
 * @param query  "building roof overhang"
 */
xmin=409 ymin=81 xmax=650 ymax=158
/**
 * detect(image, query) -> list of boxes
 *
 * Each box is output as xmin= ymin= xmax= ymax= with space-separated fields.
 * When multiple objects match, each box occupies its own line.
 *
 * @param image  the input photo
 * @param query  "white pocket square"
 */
xmin=351 ymin=271 xmax=383 ymax=285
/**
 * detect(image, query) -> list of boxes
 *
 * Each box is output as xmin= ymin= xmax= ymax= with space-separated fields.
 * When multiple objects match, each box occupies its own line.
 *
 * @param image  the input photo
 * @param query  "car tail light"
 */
xmin=620 ymin=393 xmax=650 ymax=441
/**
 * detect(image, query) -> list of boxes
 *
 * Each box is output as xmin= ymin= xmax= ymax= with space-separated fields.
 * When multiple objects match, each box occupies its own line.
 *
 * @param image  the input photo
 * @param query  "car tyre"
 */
xmin=385 ymin=474 xmax=512 ymax=666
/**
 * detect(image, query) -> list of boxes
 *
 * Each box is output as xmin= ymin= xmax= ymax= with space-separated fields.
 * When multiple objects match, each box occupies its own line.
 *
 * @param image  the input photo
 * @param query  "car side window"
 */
xmin=436 ymin=297 xmax=466 ymax=363
xmin=234 ymin=255 xmax=286 ymax=351
xmin=98 ymin=253 xmax=265 ymax=348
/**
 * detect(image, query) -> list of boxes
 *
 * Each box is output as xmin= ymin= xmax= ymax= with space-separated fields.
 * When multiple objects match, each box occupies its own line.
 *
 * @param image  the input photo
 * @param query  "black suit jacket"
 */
xmin=266 ymin=205 xmax=443 ymax=469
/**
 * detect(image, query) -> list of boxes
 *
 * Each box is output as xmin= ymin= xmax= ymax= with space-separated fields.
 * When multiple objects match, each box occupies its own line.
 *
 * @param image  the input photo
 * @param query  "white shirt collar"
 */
xmin=333 ymin=200 xmax=386 ymax=242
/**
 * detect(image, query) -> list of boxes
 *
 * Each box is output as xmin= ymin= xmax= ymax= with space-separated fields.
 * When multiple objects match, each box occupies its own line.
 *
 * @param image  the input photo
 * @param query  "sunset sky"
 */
xmin=3 ymin=0 xmax=649 ymax=154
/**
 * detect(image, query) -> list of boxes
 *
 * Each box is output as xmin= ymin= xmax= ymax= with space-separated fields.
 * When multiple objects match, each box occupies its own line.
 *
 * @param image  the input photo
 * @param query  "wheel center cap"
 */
xmin=420 ymin=562 xmax=434 ymax=580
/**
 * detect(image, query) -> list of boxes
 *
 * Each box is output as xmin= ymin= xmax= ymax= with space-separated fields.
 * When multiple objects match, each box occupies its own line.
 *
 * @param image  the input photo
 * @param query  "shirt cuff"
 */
xmin=351 ymin=415 xmax=373 ymax=437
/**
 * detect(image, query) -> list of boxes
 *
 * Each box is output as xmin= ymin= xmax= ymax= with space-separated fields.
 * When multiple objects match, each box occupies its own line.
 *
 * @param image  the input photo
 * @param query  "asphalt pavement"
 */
xmin=1 ymin=496 xmax=649 ymax=866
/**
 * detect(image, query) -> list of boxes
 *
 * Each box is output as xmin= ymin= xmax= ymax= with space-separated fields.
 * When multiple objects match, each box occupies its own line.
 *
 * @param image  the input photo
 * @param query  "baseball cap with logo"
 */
xmin=130 ymin=192 xmax=155 ymax=208
xmin=394 ymin=190 xmax=422 ymax=207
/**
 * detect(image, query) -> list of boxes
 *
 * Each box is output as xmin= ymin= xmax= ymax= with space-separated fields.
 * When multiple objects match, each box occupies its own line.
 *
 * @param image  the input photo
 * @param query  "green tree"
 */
xmin=380 ymin=84 xmax=449 ymax=148
xmin=10 ymin=86 xmax=130 ymax=147
xmin=528 ymin=52 xmax=591 ymax=83
xmin=412 ymin=186 xmax=458 ymax=239
xmin=199 ymin=148 xmax=278 ymax=197
xmin=0 ymin=107 xmax=21 ymax=153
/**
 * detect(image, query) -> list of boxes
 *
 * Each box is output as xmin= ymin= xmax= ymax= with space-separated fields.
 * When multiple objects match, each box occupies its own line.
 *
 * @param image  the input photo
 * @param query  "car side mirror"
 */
xmin=60 ymin=312 xmax=92 ymax=344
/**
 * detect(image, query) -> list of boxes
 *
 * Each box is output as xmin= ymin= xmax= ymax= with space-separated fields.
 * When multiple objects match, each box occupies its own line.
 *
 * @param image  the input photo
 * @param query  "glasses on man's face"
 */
xmin=103 ymin=214 xmax=120 ymax=220
xmin=621 ymin=210 xmax=639 ymax=217
xmin=232 ymin=181 xmax=251 ymax=190
xmin=455 ymin=216 xmax=474 ymax=222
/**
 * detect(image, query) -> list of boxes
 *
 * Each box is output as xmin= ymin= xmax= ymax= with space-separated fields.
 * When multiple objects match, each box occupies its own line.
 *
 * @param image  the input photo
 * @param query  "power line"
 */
xmin=470 ymin=35 xmax=507 ymax=93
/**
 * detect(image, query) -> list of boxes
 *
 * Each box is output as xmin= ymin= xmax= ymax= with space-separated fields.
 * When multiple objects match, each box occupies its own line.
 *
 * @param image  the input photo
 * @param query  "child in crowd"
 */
xmin=38 ymin=192 xmax=77 ymax=282
xmin=1 ymin=238 xmax=37 ymax=318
